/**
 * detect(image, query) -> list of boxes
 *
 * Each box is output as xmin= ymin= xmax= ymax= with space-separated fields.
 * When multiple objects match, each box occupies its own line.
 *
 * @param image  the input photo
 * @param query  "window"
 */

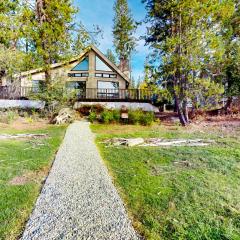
xmin=103 ymin=73 xmax=110 ymax=78
xmin=68 ymin=73 xmax=89 ymax=77
xmin=66 ymin=81 xmax=86 ymax=90
xmin=72 ymin=57 xmax=89 ymax=71
xmin=95 ymin=73 xmax=117 ymax=78
xmin=95 ymin=73 xmax=102 ymax=77
xmin=96 ymin=56 xmax=112 ymax=71
xmin=97 ymin=81 xmax=119 ymax=99
xmin=110 ymin=74 xmax=117 ymax=78
xmin=98 ymin=81 xmax=119 ymax=89
xmin=32 ymin=80 xmax=44 ymax=92
xmin=81 ymin=73 xmax=89 ymax=77
xmin=74 ymin=73 xmax=82 ymax=77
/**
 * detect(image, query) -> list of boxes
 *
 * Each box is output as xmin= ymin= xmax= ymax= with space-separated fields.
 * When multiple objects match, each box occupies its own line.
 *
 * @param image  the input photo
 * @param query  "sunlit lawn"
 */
xmin=92 ymin=123 xmax=240 ymax=240
xmin=0 ymin=125 xmax=66 ymax=240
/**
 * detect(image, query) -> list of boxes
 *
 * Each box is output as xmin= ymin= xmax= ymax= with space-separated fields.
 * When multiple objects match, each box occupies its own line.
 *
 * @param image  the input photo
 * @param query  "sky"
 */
xmin=74 ymin=0 xmax=149 ymax=81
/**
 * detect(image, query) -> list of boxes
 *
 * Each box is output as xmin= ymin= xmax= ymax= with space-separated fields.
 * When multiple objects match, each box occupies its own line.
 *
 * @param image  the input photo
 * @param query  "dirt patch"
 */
xmin=186 ymin=117 xmax=240 ymax=137
xmin=9 ymin=176 xmax=29 ymax=185
xmin=0 ymin=117 xmax=49 ymax=131
xmin=150 ymin=161 xmax=194 ymax=176
xmin=8 ymin=166 xmax=50 ymax=186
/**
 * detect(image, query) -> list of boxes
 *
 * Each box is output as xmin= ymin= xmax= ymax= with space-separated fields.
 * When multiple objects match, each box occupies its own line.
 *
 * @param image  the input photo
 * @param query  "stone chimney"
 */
xmin=119 ymin=57 xmax=130 ymax=79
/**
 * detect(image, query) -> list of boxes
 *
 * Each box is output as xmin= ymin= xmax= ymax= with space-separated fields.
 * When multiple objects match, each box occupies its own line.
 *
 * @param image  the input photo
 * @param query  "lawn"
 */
xmin=91 ymin=123 xmax=240 ymax=240
xmin=0 ymin=124 xmax=66 ymax=240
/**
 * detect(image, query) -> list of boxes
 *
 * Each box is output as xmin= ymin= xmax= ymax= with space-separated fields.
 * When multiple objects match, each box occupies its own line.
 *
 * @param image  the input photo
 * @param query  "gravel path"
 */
xmin=21 ymin=121 xmax=139 ymax=240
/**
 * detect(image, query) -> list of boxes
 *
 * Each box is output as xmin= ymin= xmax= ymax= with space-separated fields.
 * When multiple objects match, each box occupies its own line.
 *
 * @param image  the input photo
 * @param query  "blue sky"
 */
xmin=74 ymin=0 xmax=149 ymax=81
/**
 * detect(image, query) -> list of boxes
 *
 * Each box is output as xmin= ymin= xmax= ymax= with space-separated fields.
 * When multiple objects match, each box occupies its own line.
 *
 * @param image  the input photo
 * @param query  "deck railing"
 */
xmin=0 ymin=86 xmax=154 ymax=102
xmin=75 ymin=88 xmax=153 ymax=102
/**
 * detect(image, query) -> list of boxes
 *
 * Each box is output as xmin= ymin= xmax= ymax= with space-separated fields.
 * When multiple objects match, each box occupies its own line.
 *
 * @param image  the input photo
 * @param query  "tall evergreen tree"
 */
xmin=0 ymin=0 xmax=19 ymax=47
xmin=222 ymin=0 xmax=240 ymax=110
xmin=34 ymin=0 xmax=77 ymax=84
xmin=0 ymin=0 xmax=27 ymax=84
xmin=106 ymin=49 xmax=117 ymax=64
xmin=113 ymin=0 xmax=136 ymax=68
xmin=143 ymin=0 xmax=234 ymax=125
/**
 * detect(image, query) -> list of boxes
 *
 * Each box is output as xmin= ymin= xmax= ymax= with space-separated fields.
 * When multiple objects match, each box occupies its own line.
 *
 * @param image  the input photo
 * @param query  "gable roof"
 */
xmin=19 ymin=45 xmax=130 ymax=83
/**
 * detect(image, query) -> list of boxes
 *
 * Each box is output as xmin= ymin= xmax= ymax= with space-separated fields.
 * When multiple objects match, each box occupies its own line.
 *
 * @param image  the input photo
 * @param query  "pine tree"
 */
xmin=34 ymin=0 xmax=77 ymax=84
xmin=106 ymin=49 xmax=117 ymax=64
xmin=0 ymin=0 xmax=28 ymax=84
xmin=113 ymin=0 xmax=136 ymax=67
xmin=222 ymin=0 xmax=240 ymax=110
xmin=0 ymin=0 xmax=19 ymax=47
xmin=143 ymin=0 xmax=235 ymax=125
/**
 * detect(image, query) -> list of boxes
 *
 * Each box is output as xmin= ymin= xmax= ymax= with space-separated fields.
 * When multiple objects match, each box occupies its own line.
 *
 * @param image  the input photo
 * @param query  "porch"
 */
xmin=0 ymin=86 xmax=154 ymax=103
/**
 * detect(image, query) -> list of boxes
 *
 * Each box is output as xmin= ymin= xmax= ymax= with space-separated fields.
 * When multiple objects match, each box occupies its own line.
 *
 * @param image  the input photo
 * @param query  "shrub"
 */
xmin=128 ymin=110 xmax=143 ymax=125
xmin=139 ymin=112 xmax=155 ymax=126
xmin=91 ymin=104 xmax=105 ymax=114
xmin=77 ymin=104 xmax=105 ymax=116
xmin=7 ymin=111 xmax=17 ymax=124
xmin=77 ymin=105 xmax=92 ymax=116
xmin=89 ymin=111 xmax=97 ymax=123
xmin=0 ymin=110 xmax=18 ymax=124
xmin=112 ymin=109 xmax=121 ymax=122
xmin=100 ymin=110 xmax=114 ymax=124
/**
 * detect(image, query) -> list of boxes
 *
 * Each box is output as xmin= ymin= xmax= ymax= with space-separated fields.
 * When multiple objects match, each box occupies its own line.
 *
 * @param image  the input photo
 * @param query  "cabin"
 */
xmin=0 ymin=46 xmax=158 ymax=111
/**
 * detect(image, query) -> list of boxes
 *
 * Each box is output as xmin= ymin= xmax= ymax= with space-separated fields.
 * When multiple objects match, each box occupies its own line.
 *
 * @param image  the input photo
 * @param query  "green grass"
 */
xmin=0 ymin=125 xmax=67 ymax=240
xmin=92 ymin=123 xmax=240 ymax=240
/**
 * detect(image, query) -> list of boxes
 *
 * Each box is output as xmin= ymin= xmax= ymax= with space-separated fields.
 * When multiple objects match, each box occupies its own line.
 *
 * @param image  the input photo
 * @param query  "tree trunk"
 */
xmin=183 ymin=100 xmax=189 ymax=123
xmin=224 ymin=96 xmax=233 ymax=114
xmin=36 ymin=0 xmax=51 ymax=85
xmin=174 ymin=94 xmax=188 ymax=126
xmin=174 ymin=96 xmax=178 ymax=112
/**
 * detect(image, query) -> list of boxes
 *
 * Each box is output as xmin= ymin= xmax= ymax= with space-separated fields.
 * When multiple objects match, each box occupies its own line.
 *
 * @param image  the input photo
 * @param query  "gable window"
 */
xmin=71 ymin=57 xmax=89 ymax=71
xmin=96 ymin=56 xmax=112 ymax=71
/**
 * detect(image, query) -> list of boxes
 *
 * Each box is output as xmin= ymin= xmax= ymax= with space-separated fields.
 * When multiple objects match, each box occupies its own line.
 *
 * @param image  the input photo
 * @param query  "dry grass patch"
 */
xmin=0 ymin=117 xmax=49 ymax=132
xmin=8 ymin=166 xmax=49 ymax=186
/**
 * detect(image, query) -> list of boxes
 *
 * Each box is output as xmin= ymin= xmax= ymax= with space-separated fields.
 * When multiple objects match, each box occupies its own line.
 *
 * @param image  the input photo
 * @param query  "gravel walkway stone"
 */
xmin=21 ymin=121 xmax=139 ymax=240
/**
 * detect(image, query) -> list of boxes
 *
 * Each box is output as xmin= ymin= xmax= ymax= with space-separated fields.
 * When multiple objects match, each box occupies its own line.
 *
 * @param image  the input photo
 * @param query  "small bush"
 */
xmin=77 ymin=105 xmax=92 ymax=116
xmin=128 ymin=110 xmax=143 ymax=125
xmin=0 ymin=110 xmax=18 ymax=124
xmin=112 ymin=110 xmax=121 ymax=122
xmin=26 ymin=117 xmax=34 ymax=123
xmin=139 ymin=112 xmax=155 ymax=126
xmin=89 ymin=108 xmax=155 ymax=126
xmin=7 ymin=111 xmax=17 ymax=123
xmin=100 ymin=110 xmax=114 ymax=124
xmin=91 ymin=104 xmax=105 ymax=114
xmin=77 ymin=104 xmax=105 ymax=116
xmin=89 ymin=111 xmax=97 ymax=123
